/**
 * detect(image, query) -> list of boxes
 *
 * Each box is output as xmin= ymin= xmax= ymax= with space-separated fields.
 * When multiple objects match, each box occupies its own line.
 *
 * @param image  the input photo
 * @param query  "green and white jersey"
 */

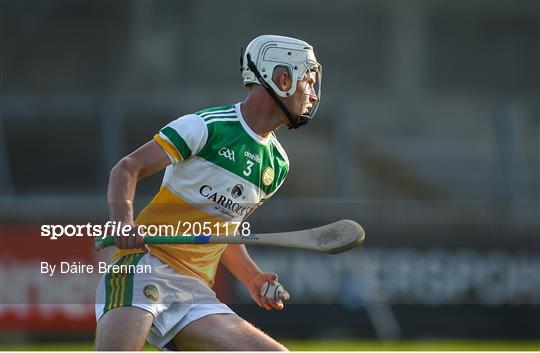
xmin=151 ymin=103 xmax=289 ymax=223
xmin=124 ymin=103 xmax=290 ymax=285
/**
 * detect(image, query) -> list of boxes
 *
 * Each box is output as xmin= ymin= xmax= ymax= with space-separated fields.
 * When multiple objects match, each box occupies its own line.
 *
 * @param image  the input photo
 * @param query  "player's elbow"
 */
xmin=110 ymin=156 xmax=141 ymax=180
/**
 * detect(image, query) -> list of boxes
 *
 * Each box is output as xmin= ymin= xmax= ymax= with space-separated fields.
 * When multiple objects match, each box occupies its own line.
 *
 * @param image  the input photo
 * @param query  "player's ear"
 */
xmin=273 ymin=66 xmax=291 ymax=91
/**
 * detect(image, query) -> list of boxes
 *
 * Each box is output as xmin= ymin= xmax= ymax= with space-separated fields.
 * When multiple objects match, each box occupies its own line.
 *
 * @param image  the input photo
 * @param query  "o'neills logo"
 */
xmin=200 ymin=185 xmax=253 ymax=215
xmin=244 ymin=150 xmax=261 ymax=164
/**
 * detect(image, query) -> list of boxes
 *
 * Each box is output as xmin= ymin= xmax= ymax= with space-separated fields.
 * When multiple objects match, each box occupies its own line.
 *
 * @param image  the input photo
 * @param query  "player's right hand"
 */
xmin=114 ymin=224 xmax=147 ymax=250
xmin=247 ymin=273 xmax=290 ymax=311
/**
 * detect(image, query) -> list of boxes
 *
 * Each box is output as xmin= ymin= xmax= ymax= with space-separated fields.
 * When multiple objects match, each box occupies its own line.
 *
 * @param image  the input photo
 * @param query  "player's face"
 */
xmin=289 ymin=71 xmax=318 ymax=118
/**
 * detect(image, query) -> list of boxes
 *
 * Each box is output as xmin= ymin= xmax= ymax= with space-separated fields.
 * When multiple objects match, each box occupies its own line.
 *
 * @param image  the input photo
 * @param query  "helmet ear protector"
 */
xmin=240 ymin=35 xmax=322 ymax=129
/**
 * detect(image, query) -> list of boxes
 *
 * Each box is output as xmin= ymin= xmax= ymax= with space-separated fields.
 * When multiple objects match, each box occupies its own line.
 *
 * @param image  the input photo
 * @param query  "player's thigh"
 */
xmin=95 ymin=306 xmax=154 ymax=351
xmin=172 ymin=313 xmax=287 ymax=351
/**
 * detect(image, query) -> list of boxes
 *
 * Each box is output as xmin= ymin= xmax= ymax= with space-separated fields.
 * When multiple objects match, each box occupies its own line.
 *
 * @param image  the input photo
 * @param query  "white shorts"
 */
xmin=95 ymin=253 xmax=234 ymax=349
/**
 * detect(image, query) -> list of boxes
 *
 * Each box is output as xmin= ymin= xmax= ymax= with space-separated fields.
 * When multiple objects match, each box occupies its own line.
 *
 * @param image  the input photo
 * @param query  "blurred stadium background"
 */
xmin=1 ymin=0 xmax=538 ymax=351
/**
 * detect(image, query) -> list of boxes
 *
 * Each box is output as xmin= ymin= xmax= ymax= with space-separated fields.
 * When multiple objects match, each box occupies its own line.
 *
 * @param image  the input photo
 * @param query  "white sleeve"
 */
xmin=153 ymin=114 xmax=208 ymax=164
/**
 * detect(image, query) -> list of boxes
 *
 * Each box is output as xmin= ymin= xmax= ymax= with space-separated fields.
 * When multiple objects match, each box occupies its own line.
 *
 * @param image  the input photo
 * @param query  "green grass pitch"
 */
xmin=1 ymin=340 xmax=539 ymax=351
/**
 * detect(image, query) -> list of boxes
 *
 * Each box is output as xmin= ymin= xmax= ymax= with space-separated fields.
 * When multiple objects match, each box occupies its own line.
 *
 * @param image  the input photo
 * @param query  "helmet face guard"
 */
xmin=298 ymin=65 xmax=322 ymax=126
xmin=240 ymin=35 xmax=322 ymax=129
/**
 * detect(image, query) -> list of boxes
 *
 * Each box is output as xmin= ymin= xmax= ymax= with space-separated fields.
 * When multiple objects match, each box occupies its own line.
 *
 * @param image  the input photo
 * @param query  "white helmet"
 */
xmin=241 ymin=35 xmax=321 ymax=97
xmin=240 ymin=35 xmax=322 ymax=128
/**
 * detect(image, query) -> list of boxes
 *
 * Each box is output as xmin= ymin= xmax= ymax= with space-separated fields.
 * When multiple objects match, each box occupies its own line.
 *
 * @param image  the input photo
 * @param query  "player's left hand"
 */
xmin=246 ymin=273 xmax=290 ymax=311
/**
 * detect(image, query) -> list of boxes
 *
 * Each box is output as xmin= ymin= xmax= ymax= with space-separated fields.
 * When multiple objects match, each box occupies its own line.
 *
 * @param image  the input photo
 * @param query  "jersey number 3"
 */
xmin=243 ymin=160 xmax=254 ymax=176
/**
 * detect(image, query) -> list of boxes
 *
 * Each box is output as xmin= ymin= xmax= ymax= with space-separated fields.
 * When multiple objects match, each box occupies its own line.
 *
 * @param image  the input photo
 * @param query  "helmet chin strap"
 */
xmin=245 ymin=53 xmax=310 ymax=129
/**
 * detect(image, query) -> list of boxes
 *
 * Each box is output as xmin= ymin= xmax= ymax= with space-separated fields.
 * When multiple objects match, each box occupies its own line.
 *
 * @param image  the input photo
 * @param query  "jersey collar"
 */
xmin=235 ymin=103 xmax=271 ymax=145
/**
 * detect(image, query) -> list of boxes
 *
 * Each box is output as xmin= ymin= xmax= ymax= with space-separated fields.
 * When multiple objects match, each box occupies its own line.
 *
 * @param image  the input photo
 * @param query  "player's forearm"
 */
xmin=220 ymin=244 xmax=263 ymax=285
xmin=107 ymin=141 xmax=172 ymax=225
xmin=107 ymin=157 xmax=140 ymax=224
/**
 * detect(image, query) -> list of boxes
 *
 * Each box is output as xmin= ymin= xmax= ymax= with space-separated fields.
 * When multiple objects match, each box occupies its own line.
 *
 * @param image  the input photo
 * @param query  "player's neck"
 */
xmin=241 ymin=95 xmax=286 ymax=138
